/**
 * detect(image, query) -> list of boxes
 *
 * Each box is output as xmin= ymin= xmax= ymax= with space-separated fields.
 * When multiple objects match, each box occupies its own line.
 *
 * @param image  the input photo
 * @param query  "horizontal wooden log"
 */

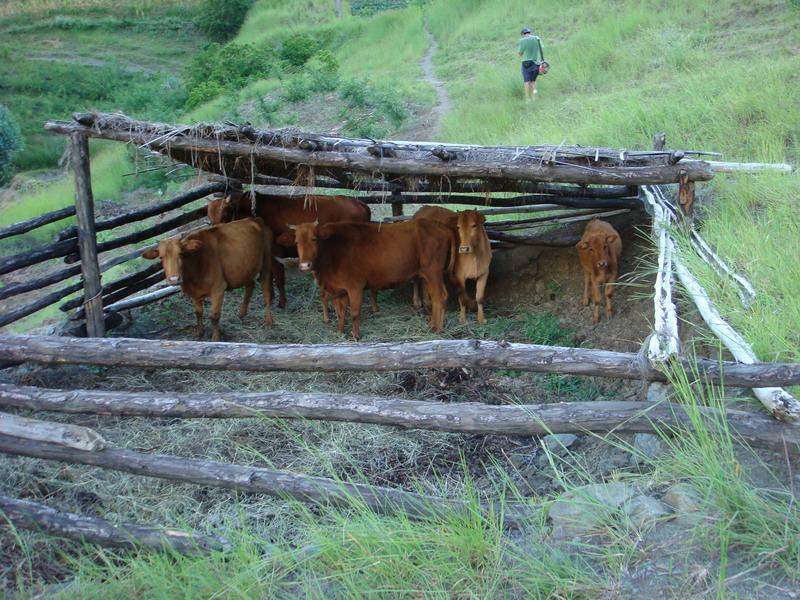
xmin=44 ymin=120 xmax=715 ymax=186
xmin=364 ymin=193 xmax=642 ymax=210
xmin=0 ymin=495 xmax=229 ymax=554
xmin=2 ymin=384 xmax=798 ymax=453
xmin=486 ymin=209 xmax=610 ymax=230
xmin=55 ymin=182 xmax=226 ymax=242
xmin=244 ymin=174 xmax=638 ymax=198
xmin=61 ymin=263 xmax=162 ymax=312
xmin=104 ymin=285 xmax=179 ymax=314
xmin=73 ymin=272 xmax=166 ymax=320
xmin=0 ymin=239 xmax=78 ymax=277
xmin=706 ymin=161 xmax=794 ymax=174
xmin=0 ymin=281 xmax=84 ymax=329
xmin=0 ymin=206 xmax=76 ymax=242
xmin=1 ymin=335 xmax=799 ymax=388
xmin=64 ymin=206 xmax=207 ymax=263
xmin=0 ymin=411 xmax=105 ymax=450
xmin=0 ymin=264 xmax=82 ymax=302
xmin=0 ymin=434 xmax=533 ymax=528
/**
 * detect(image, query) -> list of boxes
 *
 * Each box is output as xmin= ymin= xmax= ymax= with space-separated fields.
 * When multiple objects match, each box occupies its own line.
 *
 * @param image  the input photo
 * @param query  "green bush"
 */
xmin=279 ymin=33 xmax=319 ymax=68
xmin=196 ymin=0 xmax=254 ymax=42
xmin=283 ymin=76 xmax=312 ymax=102
xmin=0 ymin=104 xmax=24 ymax=185
xmin=186 ymin=80 xmax=225 ymax=110
xmin=338 ymin=77 xmax=408 ymax=137
xmin=306 ymin=50 xmax=340 ymax=92
xmin=185 ymin=42 xmax=274 ymax=109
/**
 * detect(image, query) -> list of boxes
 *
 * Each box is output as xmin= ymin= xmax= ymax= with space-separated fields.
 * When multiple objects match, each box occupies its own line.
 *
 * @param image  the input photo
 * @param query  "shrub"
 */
xmin=283 ymin=76 xmax=312 ymax=103
xmin=185 ymin=42 xmax=274 ymax=109
xmin=306 ymin=50 xmax=340 ymax=92
xmin=338 ymin=77 xmax=408 ymax=137
xmin=185 ymin=80 xmax=225 ymax=110
xmin=280 ymin=33 xmax=319 ymax=68
xmin=0 ymin=104 xmax=23 ymax=185
xmin=196 ymin=0 xmax=254 ymax=42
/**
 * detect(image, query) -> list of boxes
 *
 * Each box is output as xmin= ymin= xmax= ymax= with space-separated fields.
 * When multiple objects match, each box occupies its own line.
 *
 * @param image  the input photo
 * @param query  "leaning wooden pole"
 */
xmin=0 ymin=495 xmax=229 ymax=554
xmin=0 ymin=434 xmax=534 ymax=528
xmin=69 ymin=132 xmax=104 ymax=337
xmin=1 ymin=335 xmax=800 ymax=388
xmin=2 ymin=384 xmax=798 ymax=453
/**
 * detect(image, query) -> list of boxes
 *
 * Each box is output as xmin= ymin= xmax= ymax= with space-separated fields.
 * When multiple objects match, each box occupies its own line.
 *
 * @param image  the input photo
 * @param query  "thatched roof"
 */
xmin=45 ymin=112 xmax=716 ymax=191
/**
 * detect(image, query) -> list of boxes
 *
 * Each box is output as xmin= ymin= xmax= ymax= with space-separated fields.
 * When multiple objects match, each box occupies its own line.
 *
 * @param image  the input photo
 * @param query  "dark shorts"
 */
xmin=521 ymin=60 xmax=540 ymax=82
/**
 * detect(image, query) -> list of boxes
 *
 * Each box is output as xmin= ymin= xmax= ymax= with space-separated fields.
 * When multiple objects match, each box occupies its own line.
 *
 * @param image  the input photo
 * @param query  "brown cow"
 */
xmin=142 ymin=218 xmax=273 ymax=341
xmin=576 ymin=218 xmax=622 ymax=324
xmin=289 ymin=220 xmax=456 ymax=340
xmin=208 ymin=191 xmax=373 ymax=317
xmin=412 ymin=206 xmax=492 ymax=324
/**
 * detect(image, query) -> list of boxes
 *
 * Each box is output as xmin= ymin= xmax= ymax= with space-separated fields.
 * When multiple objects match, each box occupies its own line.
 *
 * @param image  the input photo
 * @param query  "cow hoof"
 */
xmin=278 ymin=300 xmax=287 ymax=309
xmin=264 ymin=317 xmax=274 ymax=327
xmin=478 ymin=317 xmax=487 ymax=325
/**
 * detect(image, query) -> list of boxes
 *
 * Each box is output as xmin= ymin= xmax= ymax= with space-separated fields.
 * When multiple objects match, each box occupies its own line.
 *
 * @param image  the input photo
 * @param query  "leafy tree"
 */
xmin=280 ymin=33 xmax=319 ymax=68
xmin=196 ymin=0 xmax=254 ymax=42
xmin=0 ymin=104 xmax=23 ymax=185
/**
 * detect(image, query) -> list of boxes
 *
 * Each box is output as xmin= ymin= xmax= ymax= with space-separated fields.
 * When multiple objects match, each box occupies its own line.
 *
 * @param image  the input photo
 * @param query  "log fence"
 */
xmin=5 ymin=116 xmax=798 ymax=554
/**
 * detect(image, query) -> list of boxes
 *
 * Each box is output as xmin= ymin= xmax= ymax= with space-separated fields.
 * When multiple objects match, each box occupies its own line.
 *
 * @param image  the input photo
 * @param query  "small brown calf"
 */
xmin=142 ymin=218 xmax=273 ymax=341
xmin=576 ymin=218 xmax=622 ymax=324
xmin=412 ymin=206 xmax=492 ymax=323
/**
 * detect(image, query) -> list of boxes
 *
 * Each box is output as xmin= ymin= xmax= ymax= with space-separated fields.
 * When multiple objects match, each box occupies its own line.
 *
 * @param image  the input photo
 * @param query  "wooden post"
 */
xmin=391 ymin=189 xmax=404 ymax=217
xmin=653 ymin=132 xmax=666 ymax=151
xmin=70 ymin=132 xmax=104 ymax=337
xmin=678 ymin=169 xmax=695 ymax=223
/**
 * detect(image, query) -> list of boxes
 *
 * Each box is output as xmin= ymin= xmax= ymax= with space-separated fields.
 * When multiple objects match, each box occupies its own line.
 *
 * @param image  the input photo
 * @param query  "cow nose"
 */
xmin=597 ymin=261 xmax=608 ymax=270
xmin=167 ymin=275 xmax=181 ymax=284
xmin=298 ymin=261 xmax=312 ymax=272
xmin=458 ymin=245 xmax=473 ymax=254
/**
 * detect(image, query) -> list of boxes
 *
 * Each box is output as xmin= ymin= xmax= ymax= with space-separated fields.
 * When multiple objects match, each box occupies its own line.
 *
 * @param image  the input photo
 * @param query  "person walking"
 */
xmin=518 ymin=26 xmax=544 ymax=102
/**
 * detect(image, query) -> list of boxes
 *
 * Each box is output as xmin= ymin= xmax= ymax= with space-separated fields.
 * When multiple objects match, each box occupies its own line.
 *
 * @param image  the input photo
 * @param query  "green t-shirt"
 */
xmin=517 ymin=35 xmax=543 ymax=62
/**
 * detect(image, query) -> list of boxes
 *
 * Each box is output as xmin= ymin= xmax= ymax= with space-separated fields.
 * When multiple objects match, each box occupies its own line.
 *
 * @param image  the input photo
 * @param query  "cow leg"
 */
xmin=333 ymin=295 xmax=347 ymax=334
xmin=412 ymin=279 xmax=422 ymax=309
xmin=239 ymin=283 xmax=254 ymax=320
xmin=321 ymin=289 xmax=330 ymax=323
xmin=259 ymin=260 xmax=274 ymax=326
xmin=457 ymin=280 xmax=470 ymax=324
xmin=422 ymin=274 xmax=447 ymax=332
xmin=348 ymin=289 xmax=364 ymax=341
xmin=191 ymin=296 xmax=205 ymax=339
xmin=209 ymin=288 xmax=225 ymax=341
xmin=272 ymin=259 xmax=286 ymax=309
xmin=590 ymin=279 xmax=602 ymax=324
xmin=475 ymin=273 xmax=489 ymax=325
xmin=582 ymin=271 xmax=591 ymax=306
xmin=370 ymin=290 xmax=380 ymax=314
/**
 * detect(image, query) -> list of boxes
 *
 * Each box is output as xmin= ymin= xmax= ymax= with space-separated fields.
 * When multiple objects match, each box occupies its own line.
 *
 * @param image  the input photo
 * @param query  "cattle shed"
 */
xmin=0 ymin=111 xmax=798 ymax=552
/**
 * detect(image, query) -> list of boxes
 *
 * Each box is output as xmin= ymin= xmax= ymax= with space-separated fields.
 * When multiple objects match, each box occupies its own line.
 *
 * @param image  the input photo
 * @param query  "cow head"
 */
xmin=287 ymin=220 xmax=320 ymax=272
xmin=577 ymin=233 xmax=618 ymax=271
xmin=207 ymin=191 xmax=247 ymax=224
xmin=142 ymin=237 xmax=203 ymax=285
xmin=456 ymin=210 xmax=486 ymax=254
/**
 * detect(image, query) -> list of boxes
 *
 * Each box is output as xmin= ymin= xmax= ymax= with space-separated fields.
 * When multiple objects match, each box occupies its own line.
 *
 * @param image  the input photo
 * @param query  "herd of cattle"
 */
xmin=142 ymin=191 xmax=622 ymax=341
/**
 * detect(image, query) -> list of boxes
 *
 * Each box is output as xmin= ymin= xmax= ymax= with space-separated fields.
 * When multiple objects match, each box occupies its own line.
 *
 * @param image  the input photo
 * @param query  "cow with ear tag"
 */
xmin=142 ymin=217 xmax=274 ymax=341
xmin=576 ymin=218 xmax=622 ymax=324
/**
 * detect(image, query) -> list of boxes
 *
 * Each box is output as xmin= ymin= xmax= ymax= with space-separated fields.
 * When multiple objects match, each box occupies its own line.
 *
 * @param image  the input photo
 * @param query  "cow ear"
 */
xmin=577 ymin=241 xmax=590 ymax=250
xmin=181 ymin=239 xmax=203 ymax=253
xmin=276 ymin=232 xmax=295 ymax=247
xmin=142 ymin=248 xmax=159 ymax=260
xmin=477 ymin=213 xmax=486 ymax=225
xmin=316 ymin=225 xmax=333 ymax=240
xmin=605 ymin=234 xmax=618 ymax=244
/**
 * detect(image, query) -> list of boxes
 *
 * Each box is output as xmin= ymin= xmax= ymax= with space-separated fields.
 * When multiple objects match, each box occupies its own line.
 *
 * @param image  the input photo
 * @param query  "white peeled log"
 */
xmin=652 ymin=186 xmax=756 ymax=308
xmin=671 ymin=256 xmax=800 ymax=422
xmin=0 ymin=411 xmax=106 ymax=451
xmin=641 ymin=186 xmax=680 ymax=363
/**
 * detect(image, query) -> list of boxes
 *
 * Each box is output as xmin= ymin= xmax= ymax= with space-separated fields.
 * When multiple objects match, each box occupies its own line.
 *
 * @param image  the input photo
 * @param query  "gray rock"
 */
xmin=541 ymin=434 xmax=578 ymax=454
xmin=549 ymin=482 xmax=638 ymax=538
xmin=622 ymin=495 xmax=673 ymax=529
xmin=629 ymin=433 xmax=666 ymax=465
xmin=646 ymin=382 xmax=671 ymax=403
xmin=662 ymin=482 xmax=704 ymax=514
